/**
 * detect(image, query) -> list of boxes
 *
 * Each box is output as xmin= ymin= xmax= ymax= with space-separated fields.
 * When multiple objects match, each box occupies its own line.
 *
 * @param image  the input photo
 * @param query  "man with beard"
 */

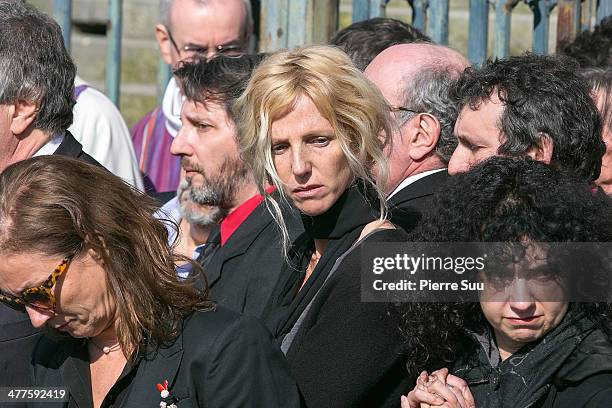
xmin=131 ymin=0 xmax=253 ymax=194
xmin=164 ymin=54 xmax=302 ymax=317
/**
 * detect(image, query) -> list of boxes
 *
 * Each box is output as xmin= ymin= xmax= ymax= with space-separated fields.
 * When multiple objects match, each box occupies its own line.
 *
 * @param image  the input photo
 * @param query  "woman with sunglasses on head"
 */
xmin=0 ymin=155 xmax=300 ymax=408
xmin=235 ymin=45 xmax=411 ymax=408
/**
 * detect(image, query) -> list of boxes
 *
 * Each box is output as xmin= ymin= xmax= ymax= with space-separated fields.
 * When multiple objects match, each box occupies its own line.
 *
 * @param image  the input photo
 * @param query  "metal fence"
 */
xmin=52 ymin=0 xmax=612 ymax=107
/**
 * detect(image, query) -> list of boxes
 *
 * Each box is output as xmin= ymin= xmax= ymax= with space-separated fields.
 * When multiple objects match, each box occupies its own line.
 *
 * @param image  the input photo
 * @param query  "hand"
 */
xmin=401 ymin=369 xmax=476 ymax=408
xmin=428 ymin=368 xmax=476 ymax=408
xmin=401 ymin=371 xmax=445 ymax=408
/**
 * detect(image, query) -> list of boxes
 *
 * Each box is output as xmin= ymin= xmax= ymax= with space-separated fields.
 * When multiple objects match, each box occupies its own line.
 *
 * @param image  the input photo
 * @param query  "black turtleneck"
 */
xmin=300 ymin=182 xmax=380 ymax=239
xmin=263 ymin=182 xmax=380 ymax=337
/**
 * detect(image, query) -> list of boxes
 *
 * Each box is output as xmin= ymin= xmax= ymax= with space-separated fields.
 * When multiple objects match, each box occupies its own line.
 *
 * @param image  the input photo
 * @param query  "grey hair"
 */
xmin=159 ymin=0 xmax=254 ymax=40
xmin=581 ymin=67 xmax=612 ymax=133
xmin=0 ymin=0 xmax=75 ymax=135
xmin=398 ymin=66 xmax=463 ymax=163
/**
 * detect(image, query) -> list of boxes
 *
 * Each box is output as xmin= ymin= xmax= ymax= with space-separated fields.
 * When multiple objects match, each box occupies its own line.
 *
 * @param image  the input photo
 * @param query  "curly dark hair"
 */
xmin=398 ymin=156 xmax=612 ymax=378
xmin=562 ymin=16 xmax=612 ymax=68
xmin=330 ymin=17 xmax=431 ymax=71
xmin=451 ymin=53 xmax=605 ymax=181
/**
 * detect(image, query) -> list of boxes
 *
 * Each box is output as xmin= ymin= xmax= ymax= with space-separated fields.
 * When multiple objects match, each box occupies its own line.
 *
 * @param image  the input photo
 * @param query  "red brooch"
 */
xmin=156 ymin=380 xmax=178 ymax=408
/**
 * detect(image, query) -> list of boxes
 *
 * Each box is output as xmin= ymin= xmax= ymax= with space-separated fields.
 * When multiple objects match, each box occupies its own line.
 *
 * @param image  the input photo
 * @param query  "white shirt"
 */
xmin=155 ymin=197 xmax=206 ymax=278
xmin=387 ymin=168 xmax=447 ymax=200
xmin=155 ymin=196 xmax=183 ymax=246
xmin=33 ymin=133 xmax=64 ymax=157
xmin=161 ymin=77 xmax=184 ymax=138
xmin=69 ymin=76 xmax=144 ymax=191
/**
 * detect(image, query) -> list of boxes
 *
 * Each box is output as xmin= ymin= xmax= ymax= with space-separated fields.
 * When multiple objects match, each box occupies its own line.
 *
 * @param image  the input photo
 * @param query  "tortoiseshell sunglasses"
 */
xmin=0 ymin=255 xmax=74 ymax=313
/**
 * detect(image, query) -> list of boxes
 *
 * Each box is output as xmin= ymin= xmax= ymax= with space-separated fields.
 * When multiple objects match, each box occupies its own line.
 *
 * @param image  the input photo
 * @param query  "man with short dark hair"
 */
xmin=168 ymin=55 xmax=302 ymax=316
xmin=155 ymin=56 xmax=265 ymax=265
xmin=562 ymin=16 xmax=612 ymax=68
xmin=448 ymin=54 xmax=604 ymax=182
xmin=330 ymin=17 xmax=430 ymax=71
xmin=131 ymin=0 xmax=253 ymax=193
xmin=0 ymin=0 xmax=103 ymax=392
xmin=365 ymin=43 xmax=469 ymax=231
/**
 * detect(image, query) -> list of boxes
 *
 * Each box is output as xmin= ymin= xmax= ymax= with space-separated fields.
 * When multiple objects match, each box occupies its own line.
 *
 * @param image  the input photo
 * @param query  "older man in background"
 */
xmin=0 ymin=3 xmax=99 ymax=172
xmin=364 ymin=43 xmax=469 ymax=232
xmin=131 ymin=0 xmax=253 ymax=194
xmin=330 ymin=17 xmax=430 ymax=71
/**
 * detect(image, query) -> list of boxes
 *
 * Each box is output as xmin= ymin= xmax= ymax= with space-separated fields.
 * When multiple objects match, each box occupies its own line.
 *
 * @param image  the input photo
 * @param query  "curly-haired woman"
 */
xmin=402 ymin=157 xmax=612 ymax=408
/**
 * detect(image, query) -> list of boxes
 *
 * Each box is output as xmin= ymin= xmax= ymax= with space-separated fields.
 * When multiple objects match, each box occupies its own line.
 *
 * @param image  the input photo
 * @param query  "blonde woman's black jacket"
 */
xmin=29 ymin=307 xmax=301 ymax=408
xmin=263 ymin=185 xmax=412 ymax=408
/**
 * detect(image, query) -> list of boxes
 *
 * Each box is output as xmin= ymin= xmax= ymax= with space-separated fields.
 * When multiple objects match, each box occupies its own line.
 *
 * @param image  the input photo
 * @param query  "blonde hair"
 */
xmin=235 ymin=45 xmax=392 ymax=252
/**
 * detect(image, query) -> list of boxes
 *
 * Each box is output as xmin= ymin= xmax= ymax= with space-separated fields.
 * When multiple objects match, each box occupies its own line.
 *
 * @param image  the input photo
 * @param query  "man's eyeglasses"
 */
xmin=0 ymin=255 xmax=74 ymax=313
xmin=388 ymin=105 xmax=418 ymax=115
xmin=166 ymin=27 xmax=243 ymax=60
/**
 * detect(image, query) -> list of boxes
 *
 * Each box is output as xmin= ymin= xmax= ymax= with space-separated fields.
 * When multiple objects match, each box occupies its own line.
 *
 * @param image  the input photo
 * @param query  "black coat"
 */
xmin=29 ymin=307 xmax=301 ymax=408
xmin=453 ymin=312 xmax=612 ymax=408
xmin=283 ymin=229 xmax=412 ymax=408
xmin=0 ymin=131 xmax=102 ymax=393
xmin=54 ymin=131 xmax=102 ymax=167
xmin=542 ymin=330 xmax=612 ymax=407
xmin=203 ymin=200 xmax=303 ymax=317
xmin=387 ymin=170 xmax=448 ymax=233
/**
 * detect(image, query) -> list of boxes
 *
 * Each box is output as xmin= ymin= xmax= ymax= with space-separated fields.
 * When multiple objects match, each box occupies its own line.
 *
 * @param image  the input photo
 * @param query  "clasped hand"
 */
xmin=401 ymin=368 xmax=476 ymax=408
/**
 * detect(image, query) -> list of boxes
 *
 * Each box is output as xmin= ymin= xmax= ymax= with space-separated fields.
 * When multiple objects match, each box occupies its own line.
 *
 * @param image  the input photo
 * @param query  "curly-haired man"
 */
xmin=448 ymin=53 xmax=604 ymax=182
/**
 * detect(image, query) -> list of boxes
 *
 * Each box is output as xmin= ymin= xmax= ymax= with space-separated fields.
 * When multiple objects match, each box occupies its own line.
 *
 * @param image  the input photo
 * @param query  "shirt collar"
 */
xmin=154 ymin=196 xmax=182 ymax=246
xmin=32 ymin=132 xmax=65 ymax=157
xmin=387 ymin=168 xmax=447 ymax=200
xmin=155 ymin=196 xmax=208 ymax=279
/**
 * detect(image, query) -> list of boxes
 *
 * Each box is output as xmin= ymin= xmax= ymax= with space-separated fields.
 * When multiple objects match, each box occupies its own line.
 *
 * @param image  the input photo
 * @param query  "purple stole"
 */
xmin=130 ymin=107 xmax=181 ymax=193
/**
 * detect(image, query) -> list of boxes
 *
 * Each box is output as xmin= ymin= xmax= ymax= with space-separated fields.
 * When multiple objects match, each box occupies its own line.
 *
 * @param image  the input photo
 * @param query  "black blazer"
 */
xmin=54 ymin=131 xmax=101 ymax=167
xmin=29 ymin=307 xmax=301 ymax=408
xmin=203 ymin=200 xmax=303 ymax=318
xmin=387 ymin=170 xmax=448 ymax=233
xmin=0 ymin=132 xmax=102 ymax=392
xmin=284 ymin=229 xmax=412 ymax=408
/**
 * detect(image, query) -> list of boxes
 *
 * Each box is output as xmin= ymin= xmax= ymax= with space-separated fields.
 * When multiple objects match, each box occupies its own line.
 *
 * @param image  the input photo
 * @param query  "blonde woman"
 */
xmin=236 ymin=45 xmax=411 ymax=408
